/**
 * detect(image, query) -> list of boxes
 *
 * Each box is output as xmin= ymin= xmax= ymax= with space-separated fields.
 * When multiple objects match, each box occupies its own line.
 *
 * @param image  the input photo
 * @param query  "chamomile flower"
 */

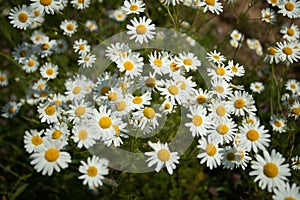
xmin=24 ymin=129 xmax=44 ymax=153
xmin=1 ymin=101 xmax=21 ymax=119
xmin=208 ymin=117 xmax=237 ymax=145
xmin=286 ymin=79 xmax=299 ymax=94
xmin=79 ymin=156 xmax=109 ymax=188
xmin=103 ymin=123 xmax=128 ymax=147
xmin=106 ymin=42 xmax=131 ymax=62
xmin=228 ymin=90 xmax=257 ymax=117
xmin=37 ymin=36 xmax=57 ymax=58
xmin=73 ymin=39 xmax=90 ymax=55
xmin=110 ymin=8 xmax=127 ymax=22
xmin=227 ymin=60 xmax=245 ymax=77
xmin=198 ymin=0 xmax=223 ymax=15
xmin=291 ymin=155 xmax=300 ymax=170
xmin=190 ymin=88 xmax=212 ymax=107
xmin=60 ymin=20 xmax=78 ymax=37
xmin=220 ymin=146 xmax=238 ymax=170
xmin=249 ymin=149 xmax=291 ymax=192
xmin=32 ymin=79 xmax=48 ymax=91
xmin=12 ymin=42 xmax=33 ymax=63
xmin=71 ymin=0 xmax=90 ymax=9
xmin=250 ymin=82 xmax=265 ymax=94
xmin=40 ymin=62 xmax=58 ymax=80
xmin=122 ymin=0 xmax=145 ymax=15
xmin=30 ymin=139 xmax=71 ymax=176
xmin=157 ymin=80 xmax=187 ymax=105
xmin=229 ymin=39 xmax=241 ymax=49
xmin=267 ymin=0 xmax=279 ymax=7
xmin=185 ymin=105 xmax=210 ymax=137
xmin=116 ymin=53 xmax=143 ymax=78
xmin=174 ymin=52 xmax=201 ymax=72
xmin=197 ymin=136 xmax=222 ymax=169
xmin=8 ymin=5 xmax=34 ymax=30
xmin=234 ymin=147 xmax=251 ymax=170
xmin=44 ymin=122 xmax=69 ymax=145
xmin=206 ymin=50 xmax=226 ymax=65
xmin=261 ymin=8 xmax=276 ymax=24
xmin=210 ymin=78 xmax=232 ymax=100
xmin=264 ymin=46 xmax=281 ymax=64
xmin=207 ymin=64 xmax=234 ymax=82
xmin=270 ymin=115 xmax=287 ymax=133
xmin=55 ymin=39 xmax=68 ymax=54
xmin=160 ymin=99 xmax=175 ymax=114
xmin=30 ymin=30 xmax=46 ymax=44
xmin=30 ymin=0 xmax=59 ymax=15
xmin=38 ymin=102 xmax=60 ymax=124
xmin=136 ymin=72 xmax=158 ymax=93
xmin=0 ymin=71 xmax=8 ymax=86
xmin=230 ymin=30 xmax=244 ymax=42
xmin=145 ymin=141 xmax=180 ymax=175
xmin=273 ymin=182 xmax=300 ymax=200
xmin=148 ymin=51 xmax=169 ymax=75
xmin=276 ymin=41 xmax=300 ymax=63
xmin=22 ymin=55 xmax=39 ymax=73
xmin=31 ymin=8 xmax=45 ymax=28
xmin=78 ymin=53 xmax=96 ymax=68
xmin=238 ymin=122 xmax=270 ymax=153
xmin=278 ymin=0 xmax=300 ymax=19
xmin=126 ymin=16 xmax=156 ymax=44
xmin=281 ymin=23 xmax=300 ymax=42
xmin=67 ymin=100 xmax=93 ymax=124
xmin=71 ymin=122 xmax=97 ymax=149
xmin=128 ymin=92 xmax=151 ymax=110
xmin=85 ymin=20 xmax=98 ymax=32
xmin=208 ymin=100 xmax=232 ymax=122
xmin=65 ymin=75 xmax=88 ymax=101
xmin=289 ymin=100 xmax=300 ymax=119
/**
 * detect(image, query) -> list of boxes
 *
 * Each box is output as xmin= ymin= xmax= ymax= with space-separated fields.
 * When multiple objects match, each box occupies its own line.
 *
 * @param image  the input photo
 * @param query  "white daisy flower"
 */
xmin=197 ymin=136 xmax=222 ymax=169
xmin=264 ymin=46 xmax=281 ymax=64
xmin=38 ymin=102 xmax=60 ymax=124
xmin=174 ymin=52 xmax=201 ymax=72
xmin=148 ymin=51 xmax=170 ymax=75
xmin=30 ymin=139 xmax=71 ymax=176
xmin=210 ymin=78 xmax=232 ymax=100
xmin=250 ymin=82 xmax=265 ymax=94
xmin=185 ymin=105 xmax=210 ymax=137
xmin=1 ymin=101 xmax=21 ymax=119
xmin=78 ymin=53 xmax=96 ymax=68
xmin=37 ymin=36 xmax=57 ymax=58
xmin=40 ymin=62 xmax=58 ymax=80
xmin=208 ymin=117 xmax=237 ymax=145
xmin=71 ymin=122 xmax=97 ymax=149
xmin=208 ymin=100 xmax=232 ymax=122
xmin=198 ymin=0 xmax=223 ymax=15
xmin=78 ymin=156 xmax=109 ymax=188
xmin=249 ymin=149 xmax=291 ymax=192
xmin=116 ymin=53 xmax=143 ymax=78
xmin=261 ymin=8 xmax=276 ymax=24
xmin=44 ymin=122 xmax=69 ymax=145
xmin=85 ymin=20 xmax=98 ymax=32
xmin=109 ymin=8 xmax=127 ymax=22
xmin=30 ymin=30 xmax=45 ymax=44
xmin=289 ymin=100 xmax=300 ymax=119
xmin=65 ymin=75 xmax=89 ymax=101
xmin=227 ymin=60 xmax=245 ymax=77
xmin=145 ymin=141 xmax=180 ymax=175
xmin=12 ymin=42 xmax=33 ymax=63
xmin=126 ymin=16 xmax=156 ymax=44
xmin=230 ymin=29 xmax=244 ymax=41
xmin=238 ymin=122 xmax=270 ymax=153
xmin=60 ymin=20 xmax=78 ymax=37
xmin=157 ymin=80 xmax=188 ymax=105
xmin=273 ymin=182 xmax=300 ymax=200
xmin=136 ymin=72 xmax=158 ymax=93
xmin=267 ymin=0 xmax=279 ymax=7
xmin=122 ymin=0 xmax=145 ymax=15
xmin=128 ymin=91 xmax=151 ymax=110
xmin=0 ymin=71 xmax=8 ymax=87
xmin=73 ymin=39 xmax=91 ymax=55
xmin=278 ymin=0 xmax=300 ymax=19
xmin=24 ymin=129 xmax=44 ymax=153
xmin=207 ymin=64 xmax=234 ymax=82
xmin=190 ymin=88 xmax=212 ymax=107
xmin=22 ymin=55 xmax=39 ymax=73
xmin=281 ymin=23 xmax=300 ymax=42
xmin=228 ymin=90 xmax=257 ymax=117
xmin=30 ymin=0 xmax=59 ymax=15
xmin=105 ymin=42 xmax=131 ymax=62
xmin=286 ymin=79 xmax=299 ymax=94
xmin=54 ymin=39 xmax=68 ymax=54
xmin=270 ymin=115 xmax=287 ymax=133
xmin=159 ymin=99 xmax=175 ymax=114
xmin=234 ymin=146 xmax=251 ymax=170
xmin=32 ymin=79 xmax=48 ymax=91
xmin=206 ymin=50 xmax=226 ymax=65
xmin=133 ymin=106 xmax=162 ymax=130
xmin=103 ymin=123 xmax=128 ymax=147
xmin=71 ymin=0 xmax=90 ymax=9
xmin=291 ymin=155 xmax=300 ymax=170
xmin=276 ymin=41 xmax=300 ymax=64
xmin=8 ymin=5 xmax=34 ymax=30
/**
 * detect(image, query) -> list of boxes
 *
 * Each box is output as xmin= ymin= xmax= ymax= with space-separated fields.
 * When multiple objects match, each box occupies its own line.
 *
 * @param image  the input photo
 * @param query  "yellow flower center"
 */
xmin=285 ymin=2 xmax=295 ymax=11
xmin=215 ymin=85 xmax=224 ymax=93
xmin=143 ymin=107 xmax=155 ymax=119
xmin=176 ymin=81 xmax=186 ymax=90
xmin=98 ymin=116 xmax=112 ymax=129
xmin=274 ymin=120 xmax=282 ymax=127
xmin=153 ymin=59 xmax=162 ymax=67
xmin=45 ymin=105 xmax=56 ymax=116
xmin=130 ymin=4 xmax=138 ymax=11
xmin=183 ymin=58 xmax=193 ymax=66
xmin=197 ymin=95 xmax=206 ymax=104
xmin=246 ymin=130 xmax=259 ymax=141
xmin=205 ymin=0 xmax=215 ymax=6
xmin=212 ymin=55 xmax=220 ymax=60
xmin=78 ymin=130 xmax=88 ymax=140
xmin=113 ymin=125 xmax=120 ymax=136
xmin=87 ymin=166 xmax=98 ymax=177
xmin=217 ymin=124 xmax=229 ymax=135
xmin=31 ymin=135 xmax=43 ymax=146
xmin=54 ymin=100 xmax=61 ymax=105
xmin=78 ymin=44 xmax=85 ymax=50
xmin=291 ymin=107 xmax=300 ymax=115
xmin=100 ymin=86 xmax=110 ymax=96
xmin=78 ymin=0 xmax=84 ymax=3
xmin=40 ymin=91 xmax=48 ymax=97
xmin=290 ymin=84 xmax=296 ymax=89
xmin=19 ymin=50 xmax=26 ymax=57
xmin=168 ymin=85 xmax=179 ymax=95
xmin=18 ymin=12 xmax=28 ymax=23
xmin=27 ymin=59 xmax=35 ymax=67
xmin=123 ymin=61 xmax=134 ymax=70
xmin=66 ymin=24 xmax=74 ymax=31
xmin=41 ymin=43 xmax=50 ymax=51
xmin=226 ymin=152 xmax=235 ymax=161
xmin=234 ymin=98 xmax=245 ymax=109
xmin=37 ymin=84 xmax=44 ymax=90
xmin=206 ymin=144 xmax=217 ymax=156
xmin=40 ymin=0 xmax=52 ymax=6
xmin=170 ymin=62 xmax=179 ymax=71
xmin=192 ymin=115 xmax=202 ymax=126
xmin=283 ymin=47 xmax=293 ymax=55
xmin=271 ymin=0 xmax=278 ymax=3
xmin=216 ymin=67 xmax=225 ymax=76
xmin=164 ymin=103 xmax=171 ymax=110
xmin=263 ymin=162 xmax=279 ymax=178
xmin=145 ymin=77 xmax=156 ymax=88
xmin=157 ymin=149 xmax=170 ymax=162
xmin=116 ymin=101 xmax=126 ymax=111
xmin=52 ymin=130 xmax=62 ymax=139
xmin=284 ymin=197 xmax=296 ymax=200
xmin=236 ymin=150 xmax=245 ymax=160
xmin=216 ymin=105 xmax=226 ymax=116
xmin=287 ymin=28 xmax=295 ymax=36
xmin=73 ymin=86 xmax=81 ymax=94
xmin=35 ymin=35 xmax=41 ymax=41
xmin=136 ymin=24 xmax=147 ymax=34
xmin=267 ymin=47 xmax=277 ymax=55
xmin=264 ymin=13 xmax=270 ymax=20
xmin=46 ymin=68 xmax=54 ymax=76
xmin=108 ymin=92 xmax=118 ymax=101
xmin=231 ymin=65 xmax=238 ymax=73
xmin=75 ymin=106 xmax=85 ymax=116
xmin=44 ymin=148 xmax=59 ymax=162
xmin=34 ymin=10 xmax=40 ymax=17
xmin=0 ymin=76 xmax=5 ymax=82
xmin=132 ymin=96 xmax=143 ymax=104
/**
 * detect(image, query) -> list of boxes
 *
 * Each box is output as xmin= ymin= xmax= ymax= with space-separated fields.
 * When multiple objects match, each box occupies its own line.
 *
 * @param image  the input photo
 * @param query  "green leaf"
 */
xmin=10 ymin=183 xmax=28 ymax=200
